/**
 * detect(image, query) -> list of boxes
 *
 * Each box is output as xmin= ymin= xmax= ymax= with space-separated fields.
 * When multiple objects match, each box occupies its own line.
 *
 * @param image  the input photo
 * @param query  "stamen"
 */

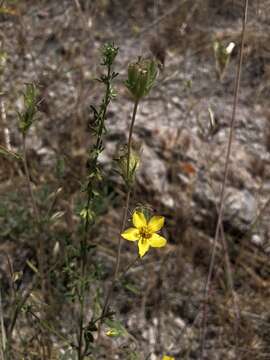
xmin=139 ymin=227 xmax=151 ymax=239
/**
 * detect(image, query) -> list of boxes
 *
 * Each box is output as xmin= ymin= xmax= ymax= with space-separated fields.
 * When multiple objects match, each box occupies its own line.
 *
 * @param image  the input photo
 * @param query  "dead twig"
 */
xmin=199 ymin=1 xmax=249 ymax=358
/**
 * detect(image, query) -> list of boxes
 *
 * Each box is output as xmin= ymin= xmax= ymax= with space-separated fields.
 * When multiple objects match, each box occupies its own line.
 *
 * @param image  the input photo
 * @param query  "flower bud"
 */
xmin=18 ymin=83 xmax=39 ymax=135
xmin=116 ymin=145 xmax=141 ymax=187
xmin=213 ymin=40 xmax=235 ymax=81
xmin=80 ymin=207 xmax=95 ymax=223
xmin=101 ymin=43 xmax=119 ymax=66
xmin=125 ymin=58 xmax=158 ymax=100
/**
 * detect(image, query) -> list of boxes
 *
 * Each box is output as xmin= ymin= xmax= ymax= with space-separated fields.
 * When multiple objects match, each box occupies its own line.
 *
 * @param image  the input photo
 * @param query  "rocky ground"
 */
xmin=0 ymin=0 xmax=270 ymax=359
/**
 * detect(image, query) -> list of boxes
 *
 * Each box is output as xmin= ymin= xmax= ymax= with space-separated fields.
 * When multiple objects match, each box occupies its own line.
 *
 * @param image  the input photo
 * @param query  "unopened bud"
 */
xmin=101 ymin=43 xmax=119 ymax=66
xmin=18 ymin=83 xmax=39 ymax=134
xmin=116 ymin=145 xmax=140 ymax=187
xmin=125 ymin=58 xmax=158 ymax=100
xmin=213 ymin=40 xmax=235 ymax=81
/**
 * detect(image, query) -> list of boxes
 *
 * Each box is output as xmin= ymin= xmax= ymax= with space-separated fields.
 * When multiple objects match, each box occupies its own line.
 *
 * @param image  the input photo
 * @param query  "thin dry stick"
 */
xmin=199 ymin=1 xmax=249 ymax=358
xmin=22 ymin=136 xmax=46 ymax=294
xmin=137 ymin=1 xmax=185 ymax=38
xmin=22 ymin=135 xmax=52 ymax=359
xmin=7 ymin=253 xmax=65 ymax=343
xmin=207 ymin=180 xmax=240 ymax=322
xmin=73 ymin=0 xmax=89 ymax=32
xmin=28 ymin=309 xmax=77 ymax=350
xmin=219 ymin=224 xmax=240 ymax=357
xmin=219 ymin=224 xmax=240 ymax=316
xmin=0 ymin=100 xmax=10 ymax=149
xmin=0 ymin=287 xmax=6 ymax=360
xmin=22 ymin=136 xmax=40 ymax=223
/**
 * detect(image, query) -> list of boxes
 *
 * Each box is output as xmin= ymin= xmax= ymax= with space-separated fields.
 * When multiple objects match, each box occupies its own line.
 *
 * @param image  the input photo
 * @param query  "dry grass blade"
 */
xmin=0 ymin=287 xmax=6 ymax=360
xmin=199 ymin=0 xmax=249 ymax=358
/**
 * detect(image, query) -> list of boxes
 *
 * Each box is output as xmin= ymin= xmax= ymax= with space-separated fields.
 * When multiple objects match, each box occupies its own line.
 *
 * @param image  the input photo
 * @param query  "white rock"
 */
xmin=174 ymin=317 xmax=186 ymax=329
xmin=251 ymin=234 xmax=263 ymax=246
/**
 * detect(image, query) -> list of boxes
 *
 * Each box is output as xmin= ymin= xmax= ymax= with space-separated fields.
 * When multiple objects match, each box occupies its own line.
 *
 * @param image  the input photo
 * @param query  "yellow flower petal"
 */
xmin=121 ymin=227 xmax=139 ymax=241
xmin=138 ymin=239 xmax=150 ymax=257
xmin=162 ymin=356 xmax=175 ymax=360
xmin=106 ymin=329 xmax=118 ymax=337
xmin=147 ymin=215 xmax=165 ymax=232
xmin=149 ymin=233 xmax=167 ymax=248
xmin=132 ymin=211 xmax=147 ymax=229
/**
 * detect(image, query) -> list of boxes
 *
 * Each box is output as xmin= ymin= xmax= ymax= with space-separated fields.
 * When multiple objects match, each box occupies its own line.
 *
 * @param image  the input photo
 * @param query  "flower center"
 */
xmin=139 ymin=226 xmax=151 ymax=240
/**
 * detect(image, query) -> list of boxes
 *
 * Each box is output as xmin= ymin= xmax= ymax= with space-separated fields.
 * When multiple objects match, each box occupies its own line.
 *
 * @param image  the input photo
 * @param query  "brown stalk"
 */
xmin=22 ymin=135 xmax=45 ymax=294
xmin=199 ymin=0 xmax=249 ymax=358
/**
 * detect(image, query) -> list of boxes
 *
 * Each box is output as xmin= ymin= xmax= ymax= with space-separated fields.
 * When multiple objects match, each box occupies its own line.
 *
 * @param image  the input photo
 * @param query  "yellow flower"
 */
xmin=162 ymin=356 xmax=175 ymax=360
xmin=121 ymin=211 xmax=167 ymax=257
xmin=106 ymin=329 xmax=118 ymax=337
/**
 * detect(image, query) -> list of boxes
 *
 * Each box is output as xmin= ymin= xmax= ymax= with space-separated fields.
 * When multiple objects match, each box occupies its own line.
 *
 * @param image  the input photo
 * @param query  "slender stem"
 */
xmin=219 ymin=223 xmax=240 ymax=357
xmin=115 ymin=189 xmax=131 ymax=278
xmin=0 ymin=287 xmax=6 ymax=360
xmin=77 ymin=199 xmax=89 ymax=359
xmin=77 ymin=65 xmax=112 ymax=360
xmin=77 ymin=299 xmax=84 ymax=360
xmin=98 ymin=98 xmax=139 ymax=334
xmin=199 ymin=1 xmax=248 ymax=358
xmin=126 ymin=99 xmax=139 ymax=184
xmin=112 ymin=99 xmax=139 ymax=281
xmin=28 ymin=309 xmax=77 ymax=350
xmin=116 ymin=98 xmax=139 ymax=279
xmin=22 ymin=135 xmax=40 ymax=222
xmin=22 ymin=134 xmax=52 ymax=357
xmin=22 ymin=135 xmax=45 ymax=294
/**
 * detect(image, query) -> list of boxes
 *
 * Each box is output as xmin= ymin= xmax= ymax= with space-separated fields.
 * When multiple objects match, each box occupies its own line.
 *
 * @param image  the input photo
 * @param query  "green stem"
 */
xmin=22 ymin=134 xmax=54 ymax=358
xmin=98 ymin=98 xmax=139 ymax=335
xmin=22 ymin=135 xmax=45 ymax=296
xmin=28 ymin=309 xmax=77 ymax=350
xmin=77 ymin=65 xmax=113 ymax=360
xmin=126 ymin=99 xmax=139 ymax=186
xmin=96 ymin=66 xmax=111 ymax=152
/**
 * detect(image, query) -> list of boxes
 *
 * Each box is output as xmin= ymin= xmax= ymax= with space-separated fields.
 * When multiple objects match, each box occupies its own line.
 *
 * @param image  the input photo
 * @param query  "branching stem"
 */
xmin=98 ymin=98 xmax=139 ymax=334
xmin=78 ymin=61 xmax=114 ymax=360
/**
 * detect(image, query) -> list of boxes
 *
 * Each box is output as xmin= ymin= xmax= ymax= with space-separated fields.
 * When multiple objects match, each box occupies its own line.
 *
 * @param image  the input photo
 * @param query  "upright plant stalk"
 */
xmin=18 ymin=84 xmax=45 ymax=294
xmin=22 ymin=136 xmax=40 ymax=221
xmin=99 ymin=98 xmax=139 ymax=325
xmin=0 ymin=287 xmax=6 ymax=360
xmin=99 ymin=58 xmax=158 ymax=334
xmin=77 ymin=43 xmax=118 ymax=360
xmin=115 ymin=98 xmax=139 ymax=278
xmin=199 ymin=1 xmax=249 ymax=358
xmin=22 ymin=135 xmax=45 ymax=294
xmin=17 ymin=84 xmax=52 ymax=359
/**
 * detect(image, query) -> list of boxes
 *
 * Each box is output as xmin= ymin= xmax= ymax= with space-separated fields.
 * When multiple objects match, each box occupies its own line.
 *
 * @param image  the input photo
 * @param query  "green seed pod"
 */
xmin=125 ymin=58 xmax=158 ymax=100
xmin=116 ymin=145 xmax=141 ymax=187
xmin=18 ymin=83 xmax=39 ymax=135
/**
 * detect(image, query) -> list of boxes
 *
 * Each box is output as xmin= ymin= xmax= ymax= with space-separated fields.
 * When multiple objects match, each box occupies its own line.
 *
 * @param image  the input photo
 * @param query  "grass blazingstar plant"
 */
xmin=121 ymin=211 xmax=167 ymax=257
xmin=99 ymin=56 xmax=159 ymax=333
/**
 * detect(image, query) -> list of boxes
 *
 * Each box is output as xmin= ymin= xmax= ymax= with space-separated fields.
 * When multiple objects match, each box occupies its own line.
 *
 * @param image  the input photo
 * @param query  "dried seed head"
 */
xmin=125 ymin=57 xmax=158 ymax=100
